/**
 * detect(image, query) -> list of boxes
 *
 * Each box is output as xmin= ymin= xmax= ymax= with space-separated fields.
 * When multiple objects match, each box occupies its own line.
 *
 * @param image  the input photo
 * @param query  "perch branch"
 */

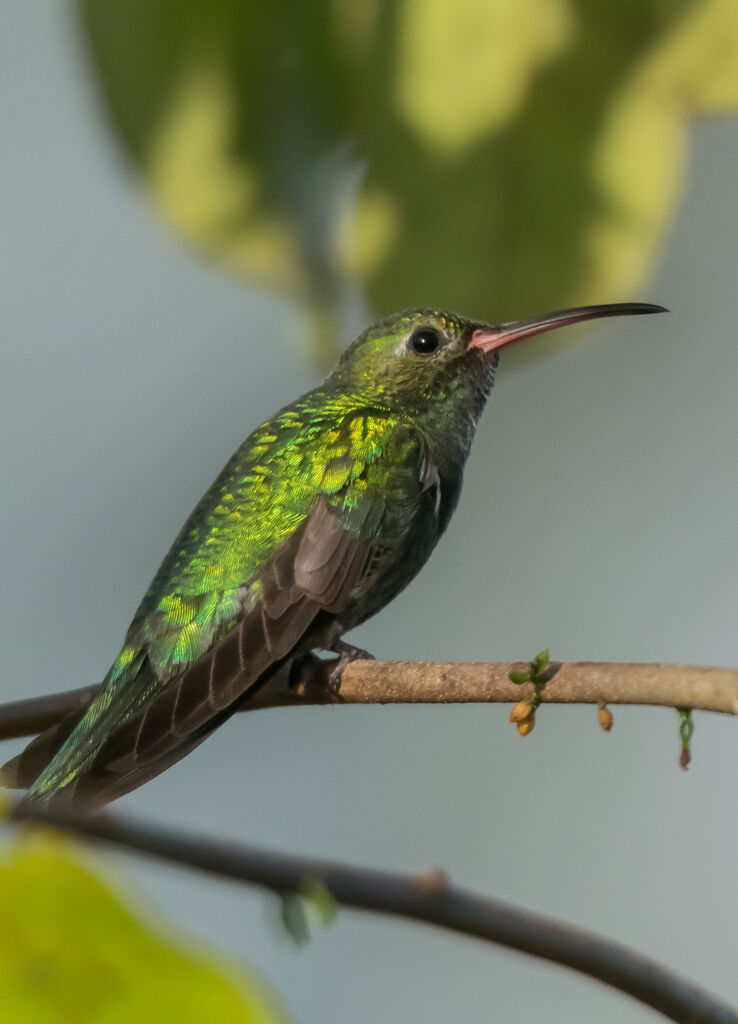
xmin=0 ymin=660 xmax=736 ymax=742
xmin=10 ymin=800 xmax=737 ymax=1024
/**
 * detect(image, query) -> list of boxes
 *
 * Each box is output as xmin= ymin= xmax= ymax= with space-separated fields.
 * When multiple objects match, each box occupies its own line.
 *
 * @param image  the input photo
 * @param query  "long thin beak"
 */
xmin=468 ymin=302 xmax=668 ymax=353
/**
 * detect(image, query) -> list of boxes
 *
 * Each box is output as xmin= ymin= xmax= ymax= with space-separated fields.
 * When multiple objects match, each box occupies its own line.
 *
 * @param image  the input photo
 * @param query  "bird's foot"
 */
xmin=326 ymin=640 xmax=375 ymax=696
xmin=286 ymin=651 xmax=322 ymax=691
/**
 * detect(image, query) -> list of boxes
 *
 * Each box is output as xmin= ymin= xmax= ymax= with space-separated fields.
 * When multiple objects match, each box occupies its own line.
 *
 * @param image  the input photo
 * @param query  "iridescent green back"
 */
xmin=25 ymin=395 xmax=427 ymax=799
xmin=17 ymin=308 xmax=497 ymax=802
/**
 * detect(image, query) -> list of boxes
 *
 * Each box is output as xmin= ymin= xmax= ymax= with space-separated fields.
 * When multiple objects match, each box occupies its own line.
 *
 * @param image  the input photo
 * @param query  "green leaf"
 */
xmin=508 ymin=670 xmax=531 ymax=685
xmin=280 ymin=892 xmax=310 ymax=947
xmin=301 ymin=878 xmax=338 ymax=928
xmin=0 ymin=835 xmax=290 ymax=1024
xmin=77 ymin=0 xmax=738 ymax=363
xmin=531 ymin=649 xmax=550 ymax=676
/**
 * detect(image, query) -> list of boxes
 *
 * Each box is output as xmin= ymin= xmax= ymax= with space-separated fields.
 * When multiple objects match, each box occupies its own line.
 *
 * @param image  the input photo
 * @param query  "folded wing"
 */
xmin=11 ymin=410 xmax=428 ymax=803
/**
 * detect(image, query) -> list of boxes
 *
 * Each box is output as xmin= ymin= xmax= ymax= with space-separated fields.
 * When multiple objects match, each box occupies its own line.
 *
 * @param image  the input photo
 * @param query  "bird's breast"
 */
xmin=340 ymin=477 xmax=445 ymax=630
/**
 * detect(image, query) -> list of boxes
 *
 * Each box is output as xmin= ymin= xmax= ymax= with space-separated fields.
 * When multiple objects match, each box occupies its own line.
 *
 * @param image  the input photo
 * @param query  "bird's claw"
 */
xmin=327 ymin=641 xmax=375 ymax=696
xmin=286 ymin=651 xmax=322 ymax=691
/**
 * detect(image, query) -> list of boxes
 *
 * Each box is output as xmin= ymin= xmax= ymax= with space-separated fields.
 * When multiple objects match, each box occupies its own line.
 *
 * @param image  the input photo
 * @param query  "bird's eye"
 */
xmin=409 ymin=328 xmax=441 ymax=355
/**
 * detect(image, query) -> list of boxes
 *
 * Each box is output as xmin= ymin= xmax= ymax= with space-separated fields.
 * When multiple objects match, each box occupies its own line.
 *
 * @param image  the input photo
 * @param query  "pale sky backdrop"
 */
xmin=0 ymin=5 xmax=736 ymax=1023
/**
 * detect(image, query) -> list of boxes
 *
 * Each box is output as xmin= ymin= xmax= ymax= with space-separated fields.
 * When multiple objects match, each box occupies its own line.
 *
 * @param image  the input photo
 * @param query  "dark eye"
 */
xmin=409 ymin=327 xmax=441 ymax=355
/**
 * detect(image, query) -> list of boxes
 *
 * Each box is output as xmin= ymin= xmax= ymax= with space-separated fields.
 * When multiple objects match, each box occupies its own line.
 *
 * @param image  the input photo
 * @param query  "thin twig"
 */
xmin=0 ymin=660 xmax=736 ymax=742
xmin=10 ymin=801 xmax=737 ymax=1024
xmin=0 ymin=685 xmax=98 ymax=740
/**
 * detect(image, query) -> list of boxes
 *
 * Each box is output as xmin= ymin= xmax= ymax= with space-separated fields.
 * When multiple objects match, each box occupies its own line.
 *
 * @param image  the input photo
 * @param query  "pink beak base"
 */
xmin=469 ymin=302 xmax=667 ymax=354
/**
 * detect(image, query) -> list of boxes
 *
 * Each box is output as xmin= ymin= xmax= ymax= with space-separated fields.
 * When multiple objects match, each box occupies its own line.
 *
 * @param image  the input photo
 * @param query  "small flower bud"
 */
xmin=597 ymin=704 xmax=614 ymax=732
xmin=680 ymin=746 xmax=691 ymax=770
xmin=415 ymin=868 xmax=449 ymax=893
xmin=517 ymin=716 xmax=535 ymax=737
xmin=509 ymin=700 xmax=533 ymax=724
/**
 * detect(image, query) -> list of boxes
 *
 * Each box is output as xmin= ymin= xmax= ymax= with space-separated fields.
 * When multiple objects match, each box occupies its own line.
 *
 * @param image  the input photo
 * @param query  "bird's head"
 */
xmin=329 ymin=303 xmax=666 ymax=418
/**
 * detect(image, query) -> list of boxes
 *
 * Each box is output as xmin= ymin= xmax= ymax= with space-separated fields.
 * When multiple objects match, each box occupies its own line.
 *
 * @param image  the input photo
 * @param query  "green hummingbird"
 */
xmin=5 ymin=302 xmax=664 ymax=804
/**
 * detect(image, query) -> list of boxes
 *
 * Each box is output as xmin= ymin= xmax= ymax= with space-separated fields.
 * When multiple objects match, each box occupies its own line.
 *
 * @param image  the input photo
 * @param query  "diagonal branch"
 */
xmin=0 ymin=660 xmax=736 ymax=742
xmin=10 ymin=800 xmax=737 ymax=1024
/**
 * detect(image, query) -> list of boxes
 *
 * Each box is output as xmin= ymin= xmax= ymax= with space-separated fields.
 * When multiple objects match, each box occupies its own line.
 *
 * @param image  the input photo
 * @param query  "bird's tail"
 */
xmin=2 ymin=646 xmax=150 ymax=805
xmin=0 ymin=696 xmax=96 ymax=799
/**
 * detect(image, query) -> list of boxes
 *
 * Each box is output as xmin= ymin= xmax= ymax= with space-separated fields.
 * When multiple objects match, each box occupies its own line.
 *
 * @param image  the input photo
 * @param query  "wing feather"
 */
xmin=15 ymin=410 xmax=428 ymax=803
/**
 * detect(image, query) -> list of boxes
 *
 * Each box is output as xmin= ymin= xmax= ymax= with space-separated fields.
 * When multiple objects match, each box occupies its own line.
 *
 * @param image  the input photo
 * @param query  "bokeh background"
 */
xmin=1 ymin=2 xmax=737 ymax=1022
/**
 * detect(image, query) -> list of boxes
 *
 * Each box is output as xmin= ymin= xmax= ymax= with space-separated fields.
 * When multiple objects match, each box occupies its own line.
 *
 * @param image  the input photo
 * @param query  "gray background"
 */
xmin=1 ymin=4 xmax=736 ymax=1022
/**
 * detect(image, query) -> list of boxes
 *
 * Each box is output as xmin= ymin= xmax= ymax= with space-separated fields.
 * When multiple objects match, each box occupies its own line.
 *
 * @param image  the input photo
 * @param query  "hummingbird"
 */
xmin=4 ymin=302 xmax=665 ymax=805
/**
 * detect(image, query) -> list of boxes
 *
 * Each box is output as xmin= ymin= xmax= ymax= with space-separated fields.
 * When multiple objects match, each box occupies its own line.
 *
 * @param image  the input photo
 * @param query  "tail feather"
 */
xmin=14 ymin=648 xmax=151 ymax=804
xmin=1 ymin=699 xmax=94 ymax=791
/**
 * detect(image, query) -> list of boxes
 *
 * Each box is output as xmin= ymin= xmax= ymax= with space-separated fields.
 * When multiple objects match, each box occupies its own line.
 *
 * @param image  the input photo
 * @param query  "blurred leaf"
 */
xmin=0 ymin=835 xmax=289 ymax=1024
xmin=77 ymin=0 xmax=738 ymax=363
xmin=279 ymin=893 xmax=310 ymax=947
xmin=278 ymin=880 xmax=337 ymax=945
xmin=301 ymin=878 xmax=338 ymax=928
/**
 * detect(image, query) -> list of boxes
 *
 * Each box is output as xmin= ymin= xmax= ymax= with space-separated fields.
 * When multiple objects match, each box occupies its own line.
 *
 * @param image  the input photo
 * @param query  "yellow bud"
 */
xmin=517 ymin=716 xmax=535 ymax=737
xmin=509 ymin=700 xmax=533 ymax=724
xmin=597 ymin=704 xmax=614 ymax=732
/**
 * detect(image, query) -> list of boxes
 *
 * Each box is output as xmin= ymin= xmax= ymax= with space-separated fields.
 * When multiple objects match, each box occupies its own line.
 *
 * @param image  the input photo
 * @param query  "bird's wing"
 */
xmin=18 ymin=411 xmax=429 ymax=803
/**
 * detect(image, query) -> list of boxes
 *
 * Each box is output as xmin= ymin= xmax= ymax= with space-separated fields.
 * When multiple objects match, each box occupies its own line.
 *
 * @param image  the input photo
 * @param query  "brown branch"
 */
xmin=0 ymin=685 xmax=99 ymax=740
xmin=253 ymin=659 xmax=738 ymax=713
xmin=10 ymin=800 xmax=737 ymax=1024
xmin=0 ymin=660 xmax=736 ymax=742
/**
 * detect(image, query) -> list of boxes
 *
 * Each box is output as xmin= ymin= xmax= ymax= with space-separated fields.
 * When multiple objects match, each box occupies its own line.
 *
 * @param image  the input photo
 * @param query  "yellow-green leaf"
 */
xmin=77 ymin=0 xmax=738 ymax=363
xmin=0 ymin=834 xmax=289 ymax=1024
